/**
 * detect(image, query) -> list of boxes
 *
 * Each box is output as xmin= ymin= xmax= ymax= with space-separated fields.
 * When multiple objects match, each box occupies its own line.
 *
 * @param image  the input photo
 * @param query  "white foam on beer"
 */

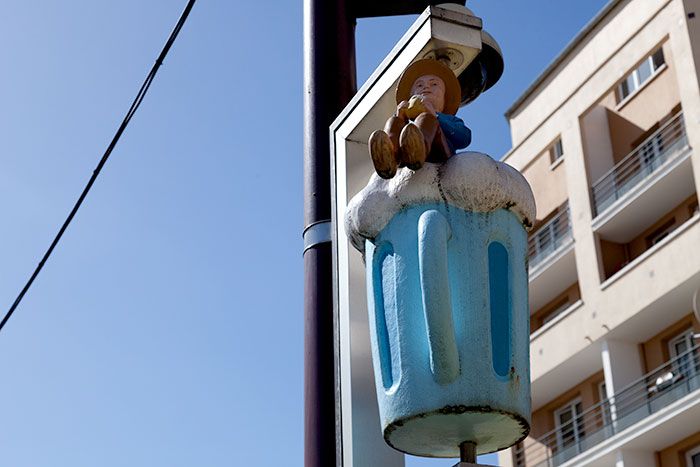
xmin=344 ymin=152 xmax=536 ymax=253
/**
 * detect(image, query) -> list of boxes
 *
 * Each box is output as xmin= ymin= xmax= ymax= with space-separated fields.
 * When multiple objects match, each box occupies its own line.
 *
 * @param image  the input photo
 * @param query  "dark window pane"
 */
xmin=652 ymin=48 xmax=665 ymax=70
xmin=559 ymin=410 xmax=572 ymax=425
xmin=575 ymin=402 xmax=585 ymax=436
xmin=619 ymin=80 xmax=630 ymax=100
xmin=553 ymin=139 xmax=564 ymax=160
xmin=675 ymin=339 xmax=688 ymax=355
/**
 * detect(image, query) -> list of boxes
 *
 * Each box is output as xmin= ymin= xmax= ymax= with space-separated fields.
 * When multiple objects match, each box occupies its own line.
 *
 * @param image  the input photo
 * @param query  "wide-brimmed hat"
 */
xmin=396 ymin=58 xmax=461 ymax=115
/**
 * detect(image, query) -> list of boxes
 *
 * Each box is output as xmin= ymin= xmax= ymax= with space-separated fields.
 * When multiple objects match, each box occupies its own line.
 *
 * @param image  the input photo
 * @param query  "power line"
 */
xmin=0 ymin=0 xmax=197 ymax=333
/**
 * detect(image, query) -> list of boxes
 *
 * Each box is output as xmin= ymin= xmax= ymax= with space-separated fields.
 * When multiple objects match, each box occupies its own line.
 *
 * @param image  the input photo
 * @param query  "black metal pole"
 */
xmin=302 ymin=0 xmax=356 ymax=464
xmin=460 ymin=442 xmax=477 ymax=463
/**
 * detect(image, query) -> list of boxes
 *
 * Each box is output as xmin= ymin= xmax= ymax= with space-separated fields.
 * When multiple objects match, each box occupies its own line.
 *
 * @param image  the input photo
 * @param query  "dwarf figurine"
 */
xmin=369 ymin=58 xmax=472 ymax=179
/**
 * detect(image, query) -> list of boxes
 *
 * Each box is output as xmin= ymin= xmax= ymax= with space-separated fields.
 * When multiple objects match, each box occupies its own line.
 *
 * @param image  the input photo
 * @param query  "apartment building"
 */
xmin=498 ymin=1 xmax=700 ymax=466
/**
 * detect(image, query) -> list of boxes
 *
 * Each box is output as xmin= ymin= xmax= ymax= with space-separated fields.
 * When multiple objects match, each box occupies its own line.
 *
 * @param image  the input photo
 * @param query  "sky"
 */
xmin=0 ymin=1 xmax=608 ymax=466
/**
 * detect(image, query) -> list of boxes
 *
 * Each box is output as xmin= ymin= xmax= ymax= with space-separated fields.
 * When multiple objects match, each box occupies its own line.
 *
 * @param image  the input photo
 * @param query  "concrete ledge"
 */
xmin=599 ymin=213 xmax=700 ymax=291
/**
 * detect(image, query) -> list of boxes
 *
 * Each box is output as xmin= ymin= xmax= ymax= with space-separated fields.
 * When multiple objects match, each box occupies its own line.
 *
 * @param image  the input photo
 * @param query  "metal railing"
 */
xmin=528 ymin=207 xmax=573 ymax=270
xmin=591 ymin=111 xmax=688 ymax=217
xmin=514 ymin=342 xmax=700 ymax=467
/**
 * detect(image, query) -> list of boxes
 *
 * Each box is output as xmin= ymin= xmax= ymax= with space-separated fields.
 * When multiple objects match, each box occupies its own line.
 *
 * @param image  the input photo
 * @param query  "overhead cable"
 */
xmin=0 ymin=0 xmax=197 ymax=333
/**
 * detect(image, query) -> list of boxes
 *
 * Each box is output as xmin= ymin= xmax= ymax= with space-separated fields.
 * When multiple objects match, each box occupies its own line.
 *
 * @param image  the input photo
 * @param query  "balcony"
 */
xmin=591 ymin=111 xmax=694 ymax=243
xmin=514 ymin=342 xmax=700 ymax=467
xmin=528 ymin=207 xmax=576 ymax=312
xmin=529 ymin=207 xmax=573 ymax=269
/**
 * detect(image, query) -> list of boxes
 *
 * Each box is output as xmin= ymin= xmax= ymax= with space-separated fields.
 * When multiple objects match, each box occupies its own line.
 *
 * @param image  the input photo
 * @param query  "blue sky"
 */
xmin=0 ymin=1 xmax=608 ymax=466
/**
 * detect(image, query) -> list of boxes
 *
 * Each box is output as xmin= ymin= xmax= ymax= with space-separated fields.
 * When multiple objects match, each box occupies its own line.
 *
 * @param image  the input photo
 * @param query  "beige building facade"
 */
xmin=499 ymin=0 xmax=700 ymax=466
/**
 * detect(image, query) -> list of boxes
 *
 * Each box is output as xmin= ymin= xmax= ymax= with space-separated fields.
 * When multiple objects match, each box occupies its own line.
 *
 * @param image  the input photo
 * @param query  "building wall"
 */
xmin=681 ymin=0 xmax=700 ymax=91
xmin=659 ymin=431 xmax=700 ymax=467
xmin=610 ymin=42 xmax=679 ymax=137
xmin=641 ymin=312 xmax=700 ymax=371
xmin=627 ymin=194 xmax=698 ymax=260
xmin=580 ymin=105 xmax=615 ymax=185
xmin=503 ymin=0 xmax=700 ymax=388
xmin=521 ymin=144 xmax=569 ymax=223
xmin=500 ymin=1 xmax=700 ymax=464
xmin=529 ymin=370 xmax=606 ymax=439
xmin=505 ymin=0 xmax=673 ymax=151
xmin=596 ymin=194 xmax=698 ymax=279
xmin=531 ymin=283 xmax=581 ymax=333
xmin=513 ymin=371 xmax=606 ymax=467
xmin=590 ymin=40 xmax=682 ymax=164
xmin=672 ymin=0 xmax=700 ymax=212
xmin=598 ymin=237 xmax=628 ymax=280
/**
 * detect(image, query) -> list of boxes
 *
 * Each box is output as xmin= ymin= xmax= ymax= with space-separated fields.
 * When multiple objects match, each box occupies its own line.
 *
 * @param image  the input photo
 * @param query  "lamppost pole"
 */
xmin=302 ymin=0 xmax=356 ymax=465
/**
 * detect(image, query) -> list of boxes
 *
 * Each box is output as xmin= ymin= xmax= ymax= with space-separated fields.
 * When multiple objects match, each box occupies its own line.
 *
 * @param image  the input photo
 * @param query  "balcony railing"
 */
xmin=528 ymin=207 xmax=573 ymax=270
xmin=591 ymin=111 xmax=688 ymax=217
xmin=514 ymin=342 xmax=700 ymax=467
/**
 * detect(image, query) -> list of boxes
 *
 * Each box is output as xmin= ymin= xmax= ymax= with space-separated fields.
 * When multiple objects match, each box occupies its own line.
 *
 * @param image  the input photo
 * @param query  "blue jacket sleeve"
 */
xmin=437 ymin=113 xmax=471 ymax=154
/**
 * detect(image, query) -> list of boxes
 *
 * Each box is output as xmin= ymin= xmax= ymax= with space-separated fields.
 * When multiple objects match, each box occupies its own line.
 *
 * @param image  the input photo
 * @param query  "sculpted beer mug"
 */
xmin=345 ymin=152 xmax=536 ymax=458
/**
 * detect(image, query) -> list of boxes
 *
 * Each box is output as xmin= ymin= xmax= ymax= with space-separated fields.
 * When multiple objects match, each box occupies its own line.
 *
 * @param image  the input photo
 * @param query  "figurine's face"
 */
xmin=411 ymin=74 xmax=446 ymax=113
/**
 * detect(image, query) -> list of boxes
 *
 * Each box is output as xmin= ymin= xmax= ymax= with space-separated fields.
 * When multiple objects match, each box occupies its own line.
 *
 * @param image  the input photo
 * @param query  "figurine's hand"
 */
xmin=396 ymin=101 xmax=409 ymax=121
xmin=422 ymin=100 xmax=437 ymax=117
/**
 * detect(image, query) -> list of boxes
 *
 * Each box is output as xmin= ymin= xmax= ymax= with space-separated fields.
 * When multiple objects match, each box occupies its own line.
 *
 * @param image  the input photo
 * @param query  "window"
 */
xmin=618 ymin=48 xmax=666 ymax=102
xmin=550 ymin=138 xmax=564 ymax=164
xmin=598 ymin=381 xmax=607 ymax=401
xmin=645 ymin=218 xmax=676 ymax=248
xmin=598 ymin=381 xmax=612 ymax=426
xmin=542 ymin=298 xmax=571 ymax=325
xmin=687 ymin=445 xmax=700 ymax=467
xmin=534 ymin=219 xmax=556 ymax=254
xmin=669 ymin=329 xmax=699 ymax=378
xmin=554 ymin=398 xmax=585 ymax=453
